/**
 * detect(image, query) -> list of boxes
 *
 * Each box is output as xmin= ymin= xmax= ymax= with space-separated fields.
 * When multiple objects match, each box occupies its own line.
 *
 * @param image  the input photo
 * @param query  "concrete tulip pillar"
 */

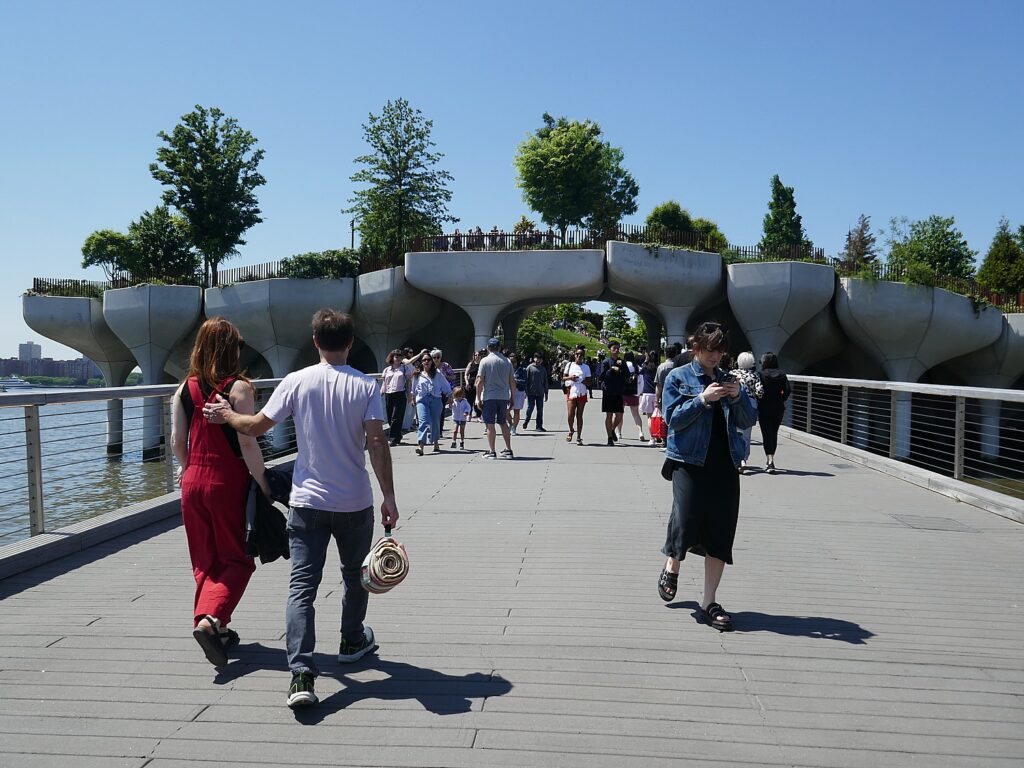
xmin=605 ymin=242 xmax=723 ymax=345
xmin=836 ymin=279 xmax=1003 ymax=458
xmin=103 ymin=285 xmax=203 ymax=460
xmin=726 ymin=262 xmax=836 ymax=364
xmin=404 ymin=249 xmax=605 ymax=359
xmin=23 ymin=295 xmax=137 ymax=456
xmin=206 ymin=277 xmax=355 ymax=451
xmin=638 ymin=310 xmax=663 ymax=352
xmin=352 ymin=267 xmax=441 ymax=370
xmin=945 ymin=314 xmax=1024 ymax=460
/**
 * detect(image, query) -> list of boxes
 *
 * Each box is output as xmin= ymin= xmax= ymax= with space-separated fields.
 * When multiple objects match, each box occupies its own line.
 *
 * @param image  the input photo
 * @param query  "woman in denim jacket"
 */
xmin=657 ymin=322 xmax=756 ymax=632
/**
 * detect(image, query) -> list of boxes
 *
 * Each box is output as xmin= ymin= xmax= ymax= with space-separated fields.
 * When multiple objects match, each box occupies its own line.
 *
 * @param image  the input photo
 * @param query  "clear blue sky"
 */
xmin=2 ymin=0 xmax=1021 ymax=358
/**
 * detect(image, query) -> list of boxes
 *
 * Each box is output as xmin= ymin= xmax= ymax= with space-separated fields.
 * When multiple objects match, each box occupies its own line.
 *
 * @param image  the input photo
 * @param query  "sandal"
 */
xmin=699 ymin=602 xmax=734 ymax=632
xmin=566 ymin=431 xmax=574 ymax=442
xmin=193 ymin=615 xmax=228 ymax=666
xmin=657 ymin=569 xmax=678 ymax=602
xmin=219 ymin=627 xmax=240 ymax=650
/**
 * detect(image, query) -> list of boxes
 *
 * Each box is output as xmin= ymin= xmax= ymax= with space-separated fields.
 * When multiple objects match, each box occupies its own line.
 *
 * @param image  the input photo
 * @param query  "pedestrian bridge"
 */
xmin=1 ymin=426 xmax=1021 ymax=767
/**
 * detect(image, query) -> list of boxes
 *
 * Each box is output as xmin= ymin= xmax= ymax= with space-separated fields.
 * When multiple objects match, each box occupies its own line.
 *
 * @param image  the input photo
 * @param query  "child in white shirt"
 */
xmin=449 ymin=386 xmax=472 ymax=449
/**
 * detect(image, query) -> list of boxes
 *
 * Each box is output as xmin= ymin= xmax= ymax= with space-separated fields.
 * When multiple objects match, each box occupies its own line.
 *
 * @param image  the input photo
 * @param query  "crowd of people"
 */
xmin=171 ymin=309 xmax=791 ymax=708
xmin=427 ymin=226 xmax=560 ymax=252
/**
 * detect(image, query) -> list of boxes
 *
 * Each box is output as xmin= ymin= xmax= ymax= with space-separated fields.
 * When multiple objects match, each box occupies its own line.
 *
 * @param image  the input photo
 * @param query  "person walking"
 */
xmin=475 ymin=337 xmax=515 ymax=459
xmin=758 ymin=352 xmax=791 ymax=474
xmin=205 ymin=309 xmax=399 ymax=709
xmin=734 ymin=352 xmax=764 ymax=472
xmin=656 ymin=322 xmax=756 ymax=633
xmin=464 ymin=350 xmax=482 ymax=421
xmin=640 ymin=350 xmax=660 ymax=446
xmin=413 ymin=352 xmax=452 ymax=455
xmin=432 ymin=349 xmax=457 ymax=438
xmin=449 ymin=386 xmax=471 ymax=449
xmin=599 ymin=341 xmax=627 ymax=446
xmin=622 ymin=350 xmax=645 ymax=441
xmin=381 ymin=349 xmax=413 ymax=447
xmin=509 ymin=353 xmax=528 ymax=435
xmin=563 ymin=345 xmax=590 ymax=445
xmin=522 ymin=352 xmax=549 ymax=431
xmin=170 ymin=317 xmax=269 ymax=667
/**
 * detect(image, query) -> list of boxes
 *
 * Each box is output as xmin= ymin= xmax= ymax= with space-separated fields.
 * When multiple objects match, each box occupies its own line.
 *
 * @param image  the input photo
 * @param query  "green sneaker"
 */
xmin=338 ymin=626 xmax=377 ymax=663
xmin=286 ymin=672 xmax=318 ymax=709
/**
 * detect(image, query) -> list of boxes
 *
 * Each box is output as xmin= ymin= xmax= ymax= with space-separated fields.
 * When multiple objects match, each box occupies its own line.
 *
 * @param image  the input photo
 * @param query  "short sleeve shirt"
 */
xmin=477 ymin=352 xmax=513 ymax=401
xmin=263 ymin=362 xmax=384 ymax=513
xmin=566 ymin=363 xmax=591 ymax=399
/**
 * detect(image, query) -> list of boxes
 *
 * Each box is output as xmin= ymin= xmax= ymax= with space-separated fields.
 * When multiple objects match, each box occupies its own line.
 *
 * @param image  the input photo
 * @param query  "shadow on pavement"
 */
xmin=667 ymin=600 xmax=873 ymax=643
xmin=295 ymin=656 xmax=513 ymax=723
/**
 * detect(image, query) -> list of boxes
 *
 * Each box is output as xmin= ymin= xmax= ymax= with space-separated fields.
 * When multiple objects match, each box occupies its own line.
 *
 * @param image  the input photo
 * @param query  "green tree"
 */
xmin=977 ymin=218 xmax=1024 ymax=295
xmin=515 ymin=316 xmax=557 ymax=361
xmin=150 ymin=105 xmax=266 ymax=286
xmin=278 ymin=249 xmax=360 ymax=279
xmin=645 ymin=200 xmax=692 ymax=232
xmin=619 ymin=314 xmax=648 ymax=351
xmin=514 ymin=113 xmax=638 ymax=238
xmin=604 ymin=303 xmax=630 ymax=338
xmin=513 ymin=214 xmax=537 ymax=233
xmin=691 ymin=217 xmax=729 ymax=252
xmin=81 ymin=229 xmax=135 ymax=280
xmin=886 ymin=215 xmax=976 ymax=281
xmin=759 ymin=174 xmax=813 ymax=257
xmin=838 ymin=214 xmax=879 ymax=270
xmin=555 ymin=302 xmax=585 ymax=325
xmin=347 ymin=98 xmax=456 ymax=259
xmin=126 ymin=205 xmax=201 ymax=283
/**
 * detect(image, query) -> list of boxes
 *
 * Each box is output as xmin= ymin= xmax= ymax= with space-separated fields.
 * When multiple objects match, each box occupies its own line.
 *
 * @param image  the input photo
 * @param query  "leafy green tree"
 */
xmin=619 ymin=315 xmax=648 ymax=351
xmin=759 ymin=174 xmax=813 ymax=257
xmin=279 ymin=249 xmax=360 ymax=279
xmin=127 ymin=205 xmax=201 ymax=283
xmin=347 ymin=98 xmax=456 ymax=259
xmin=691 ymin=217 xmax=729 ymax=252
xmin=838 ymin=214 xmax=879 ymax=270
xmin=645 ymin=201 xmax=692 ymax=232
xmin=150 ymin=105 xmax=266 ymax=286
xmin=555 ymin=302 xmax=585 ymax=325
xmin=515 ymin=316 xmax=557 ymax=361
xmin=513 ymin=214 xmax=537 ymax=233
xmin=514 ymin=113 xmax=638 ymax=237
xmin=604 ymin=303 xmax=630 ymax=338
xmin=81 ymin=229 xmax=135 ymax=280
xmin=885 ymin=215 xmax=976 ymax=281
xmin=977 ymin=218 xmax=1024 ymax=295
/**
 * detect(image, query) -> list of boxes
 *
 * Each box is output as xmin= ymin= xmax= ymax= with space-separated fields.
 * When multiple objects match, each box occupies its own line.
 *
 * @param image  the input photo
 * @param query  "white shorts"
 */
xmin=639 ymin=393 xmax=657 ymax=415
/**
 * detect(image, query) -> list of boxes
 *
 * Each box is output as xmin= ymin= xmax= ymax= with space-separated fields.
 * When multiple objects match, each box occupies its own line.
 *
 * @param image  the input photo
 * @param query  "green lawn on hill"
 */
xmin=550 ymin=328 xmax=606 ymax=355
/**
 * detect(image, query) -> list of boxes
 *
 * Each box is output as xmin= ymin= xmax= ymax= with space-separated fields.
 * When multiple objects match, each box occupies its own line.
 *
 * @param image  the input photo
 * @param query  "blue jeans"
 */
xmin=524 ymin=395 xmax=545 ymax=428
xmin=416 ymin=396 xmax=442 ymax=445
xmin=285 ymin=506 xmax=374 ymax=676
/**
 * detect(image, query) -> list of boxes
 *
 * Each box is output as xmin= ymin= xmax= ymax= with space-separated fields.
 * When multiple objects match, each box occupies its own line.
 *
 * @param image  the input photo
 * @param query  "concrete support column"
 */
xmin=500 ymin=309 xmax=526 ymax=352
xmin=662 ymin=307 xmax=690 ymax=346
xmin=978 ymin=399 xmax=1001 ymax=460
xmin=848 ymin=389 xmax=871 ymax=449
xmin=638 ymin=311 xmax=663 ymax=352
xmin=893 ymin=390 xmax=913 ymax=459
xmin=465 ymin=306 xmax=501 ymax=358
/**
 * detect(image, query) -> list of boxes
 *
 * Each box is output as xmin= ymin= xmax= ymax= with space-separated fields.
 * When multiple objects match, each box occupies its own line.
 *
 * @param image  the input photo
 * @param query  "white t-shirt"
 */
xmin=263 ymin=362 xmax=385 ymax=513
xmin=450 ymin=398 xmax=472 ymax=422
xmin=566 ymin=362 xmax=591 ymax=399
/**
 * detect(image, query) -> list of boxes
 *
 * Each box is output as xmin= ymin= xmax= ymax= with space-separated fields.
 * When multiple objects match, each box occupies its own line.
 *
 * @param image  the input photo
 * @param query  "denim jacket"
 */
xmin=663 ymin=359 xmax=757 ymax=468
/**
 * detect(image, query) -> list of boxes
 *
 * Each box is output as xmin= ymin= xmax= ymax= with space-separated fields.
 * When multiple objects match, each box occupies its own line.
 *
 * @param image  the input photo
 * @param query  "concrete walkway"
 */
xmin=0 ymin=425 xmax=1022 ymax=767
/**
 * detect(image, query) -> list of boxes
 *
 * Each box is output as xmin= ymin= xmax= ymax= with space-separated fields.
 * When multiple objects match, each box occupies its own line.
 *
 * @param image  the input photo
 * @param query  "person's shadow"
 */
xmin=295 ymin=656 xmax=513 ymax=724
xmin=667 ymin=601 xmax=874 ymax=644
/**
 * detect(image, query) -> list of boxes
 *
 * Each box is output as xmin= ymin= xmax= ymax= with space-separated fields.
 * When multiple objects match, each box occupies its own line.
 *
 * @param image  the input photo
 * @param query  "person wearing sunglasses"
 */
xmin=563 ymin=345 xmax=590 ymax=445
xmin=657 ymin=321 xmax=756 ymax=633
xmin=412 ymin=353 xmax=452 ymax=455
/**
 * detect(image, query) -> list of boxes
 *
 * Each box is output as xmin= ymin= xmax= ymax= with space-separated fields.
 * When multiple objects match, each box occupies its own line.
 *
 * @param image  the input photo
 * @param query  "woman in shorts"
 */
xmin=563 ymin=346 xmax=590 ymax=445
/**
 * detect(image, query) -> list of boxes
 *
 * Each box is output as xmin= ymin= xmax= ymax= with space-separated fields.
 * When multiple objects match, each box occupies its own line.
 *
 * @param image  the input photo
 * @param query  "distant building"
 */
xmin=0 ymin=355 xmax=101 ymax=383
xmin=18 ymin=342 xmax=41 ymax=362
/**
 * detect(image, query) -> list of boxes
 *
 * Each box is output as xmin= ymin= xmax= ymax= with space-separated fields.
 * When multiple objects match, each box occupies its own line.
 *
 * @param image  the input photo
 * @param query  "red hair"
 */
xmin=187 ymin=317 xmax=248 ymax=393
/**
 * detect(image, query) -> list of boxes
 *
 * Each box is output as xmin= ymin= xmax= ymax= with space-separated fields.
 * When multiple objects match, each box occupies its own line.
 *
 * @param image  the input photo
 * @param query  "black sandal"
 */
xmin=657 ymin=569 xmax=678 ymax=602
xmin=699 ymin=602 xmax=734 ymax=632
xmin=193 ymin=615 xmax=228 ymax=666
xmin=219 ymin=627 xmax=240 ymax=650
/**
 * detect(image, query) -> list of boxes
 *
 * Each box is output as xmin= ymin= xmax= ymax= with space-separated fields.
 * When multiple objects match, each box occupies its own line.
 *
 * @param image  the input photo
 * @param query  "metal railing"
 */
xmin=784 ymin=375 xmax=1024 ymax=500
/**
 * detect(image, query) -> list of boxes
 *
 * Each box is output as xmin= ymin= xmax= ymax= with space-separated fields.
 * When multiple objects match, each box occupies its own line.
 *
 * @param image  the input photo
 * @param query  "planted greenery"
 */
xmin=278 ymin=249 xmax=360 ymax=279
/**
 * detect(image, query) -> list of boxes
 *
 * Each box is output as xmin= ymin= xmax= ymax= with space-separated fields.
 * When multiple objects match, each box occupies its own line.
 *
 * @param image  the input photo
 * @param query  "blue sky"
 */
xmin=2 ymin=0 xmax=1021 ymax=358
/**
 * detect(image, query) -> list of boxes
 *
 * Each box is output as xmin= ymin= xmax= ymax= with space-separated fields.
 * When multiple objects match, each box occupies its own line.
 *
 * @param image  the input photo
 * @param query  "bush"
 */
xmin=279 ymin=249 xmax=360 ymax=279
xmin=903 ymin=260 xmax=937 ymax=287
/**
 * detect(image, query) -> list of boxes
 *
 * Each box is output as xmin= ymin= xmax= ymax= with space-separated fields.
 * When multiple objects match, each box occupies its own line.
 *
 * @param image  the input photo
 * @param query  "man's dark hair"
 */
xmin=311 ymin=309 xmax=355 ymax=351
xmin=608 ymin=340 xmax=620 ymax=350
xmin=666 ymin=342 xmax=683 ymax=359
xmin=760 ymin=352 xmax=780 ymax=369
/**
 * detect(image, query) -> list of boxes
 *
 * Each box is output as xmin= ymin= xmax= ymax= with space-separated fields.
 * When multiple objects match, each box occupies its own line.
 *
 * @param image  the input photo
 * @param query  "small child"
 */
xmin=450 ymin=386 xmax=471 ymax=449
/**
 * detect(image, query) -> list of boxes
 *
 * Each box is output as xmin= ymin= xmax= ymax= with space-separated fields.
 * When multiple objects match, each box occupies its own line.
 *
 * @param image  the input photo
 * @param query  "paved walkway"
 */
xmin=1 ymin=424 xmax=1022 ymax=767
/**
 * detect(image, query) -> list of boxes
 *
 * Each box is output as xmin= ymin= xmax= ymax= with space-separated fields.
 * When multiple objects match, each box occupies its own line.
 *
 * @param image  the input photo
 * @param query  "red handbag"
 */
xmin=650 ymin=407 xmax=667 ymax=440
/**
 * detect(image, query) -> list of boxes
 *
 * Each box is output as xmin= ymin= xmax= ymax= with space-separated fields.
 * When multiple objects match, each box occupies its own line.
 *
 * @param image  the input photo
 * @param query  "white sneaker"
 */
xmin=648 ymin=439 xmax=657 ymax=447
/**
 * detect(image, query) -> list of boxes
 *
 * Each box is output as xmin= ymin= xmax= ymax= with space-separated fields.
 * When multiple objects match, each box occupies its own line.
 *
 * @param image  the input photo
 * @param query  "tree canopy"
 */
xmin=514 ymin=113 xmax=638 ymax=236
xmin=885 ymin=215 xmax=976 ymax=281
xmin=759 ymin=174 xmax=813 ymax=257
xmin=838 ymin=214 xmax=879 ymax=270
xmin=347 ymin=98 xmax=456 ymax=258
xmin=976 ymin=218 xmax=1024 ymax=296
xmin=645 ymin=200 xmax=728 ymax=252
xmin=604 ymin=303 xmax=630 ymax=338
xmin=149 ymin=105 xmax=266 ymax=286
xmin=81 ymin=206 xmax=200 ymax=284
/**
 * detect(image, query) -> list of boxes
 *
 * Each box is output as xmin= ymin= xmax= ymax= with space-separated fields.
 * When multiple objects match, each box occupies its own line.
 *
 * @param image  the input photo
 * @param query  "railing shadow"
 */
xmin=667 ymin=600 xmax=874 ymax=644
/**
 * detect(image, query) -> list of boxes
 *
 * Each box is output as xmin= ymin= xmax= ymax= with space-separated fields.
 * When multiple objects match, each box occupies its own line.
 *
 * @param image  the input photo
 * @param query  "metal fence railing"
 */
xmin=784 ymin=375 xmax=1024 ymax=501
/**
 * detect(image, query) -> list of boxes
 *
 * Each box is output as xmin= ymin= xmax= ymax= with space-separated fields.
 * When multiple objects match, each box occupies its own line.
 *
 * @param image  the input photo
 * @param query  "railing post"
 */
xmin=805 ymin=382 xmax=813 ymax=433
xmin=162 ymin=396 xmax=175 ymax=493
xmin=24 ymin=405 xmax=44 ymax=536
xmin=953 ymin=396 xmax=966 ymax=480
xmin=888 ymin=390 xmax=899 ymax=459
xmin=840 ymin=386 xmax=849 ymax=445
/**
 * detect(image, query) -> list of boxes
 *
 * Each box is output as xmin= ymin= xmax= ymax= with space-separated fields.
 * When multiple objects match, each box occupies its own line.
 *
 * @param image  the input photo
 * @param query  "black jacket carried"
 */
xmin=244 ymin=466 xmax=293 ymax=564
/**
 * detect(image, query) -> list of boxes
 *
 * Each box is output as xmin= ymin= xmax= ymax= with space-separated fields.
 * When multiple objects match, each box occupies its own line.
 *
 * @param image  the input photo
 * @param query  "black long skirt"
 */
xmin=661 ymin=404 xmax=740 ymax=564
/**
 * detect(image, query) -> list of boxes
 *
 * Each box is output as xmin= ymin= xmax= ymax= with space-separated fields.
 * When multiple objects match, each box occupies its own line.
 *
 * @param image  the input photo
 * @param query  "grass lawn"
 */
xmin=550 ymin=328 xmax=607 ymax=356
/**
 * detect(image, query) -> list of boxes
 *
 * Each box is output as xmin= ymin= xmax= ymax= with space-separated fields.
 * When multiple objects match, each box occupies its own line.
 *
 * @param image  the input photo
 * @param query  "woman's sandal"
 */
xmin=193 ymin=615 xmax=228 ymax=666
xmin=699 ymin=602 xmax=734 ymax=632
xmin=566 ymin=431 xmax=574 ymax=442
xmin=219 ymin=627 xmax=240 ymax=650
xmin=657 ymin=569 xmax=678 ymax=602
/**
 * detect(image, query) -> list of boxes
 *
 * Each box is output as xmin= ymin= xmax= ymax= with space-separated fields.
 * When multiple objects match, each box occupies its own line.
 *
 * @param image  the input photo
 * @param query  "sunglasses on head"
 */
xmin=700 ymin=322 xmax=727 ymax=333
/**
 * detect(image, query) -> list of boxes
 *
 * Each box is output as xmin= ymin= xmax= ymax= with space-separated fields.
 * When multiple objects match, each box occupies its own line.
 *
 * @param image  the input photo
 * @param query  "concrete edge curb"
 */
xmin=0 ymin=455 xmax=297 ymax=581
xmin=779 ymin=427 xmax=1024 ymax=525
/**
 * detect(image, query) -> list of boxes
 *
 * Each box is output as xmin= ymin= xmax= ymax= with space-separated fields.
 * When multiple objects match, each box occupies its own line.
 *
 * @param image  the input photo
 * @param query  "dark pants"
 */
xmin=524 ymin=395 xmax=545 ymax=428
xmin=385 ymin=392 xmax=407 ymax=444
xmin=760 ymin=408 xmax=785 ymax=456
xmin=285 ymin=506 xmax=374 ymax=676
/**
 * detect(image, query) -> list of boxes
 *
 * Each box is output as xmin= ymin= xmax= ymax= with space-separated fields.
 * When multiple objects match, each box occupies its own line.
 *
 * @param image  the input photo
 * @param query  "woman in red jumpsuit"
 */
xmin=171 ymin=317 xmax=269 ymax=666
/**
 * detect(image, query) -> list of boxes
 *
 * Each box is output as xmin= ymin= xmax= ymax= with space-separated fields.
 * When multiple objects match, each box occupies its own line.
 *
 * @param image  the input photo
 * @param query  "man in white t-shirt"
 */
xmin=204 ymin=309 xmax=398 ymax=710
xmin=475 ymin=337 xmax=516 ymax=459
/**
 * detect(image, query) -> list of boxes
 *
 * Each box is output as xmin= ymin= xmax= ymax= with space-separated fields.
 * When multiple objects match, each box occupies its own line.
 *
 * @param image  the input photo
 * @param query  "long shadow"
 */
xmin=667 ymin=600 xmax=873 ymax=644
xmin=753 ymin=468 xmax=834 ymax=477
xmin=212 ymin=642 xmax=286 ymax=685
xmin=294 ymin=656 xmax=513 ymax=724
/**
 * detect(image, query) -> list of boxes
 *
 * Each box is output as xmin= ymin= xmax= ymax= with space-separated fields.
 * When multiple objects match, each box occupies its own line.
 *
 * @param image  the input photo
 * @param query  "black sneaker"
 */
xmin=483 ymin=451 xmax=497 ymax=459
xmin=607 ymin=437 xmax=615 ymax=446
xmin=536 ymin=427 xmax=546 ymax=432
xmin=287 ymin=672 xmax=318 ymax=708
xmin=338 ymin=626 xmax=377 ymax=663
xmin=500 ymin=448 xmax=514 ymax=459
xmin=766 ymin=462 xmax=777 ymax=475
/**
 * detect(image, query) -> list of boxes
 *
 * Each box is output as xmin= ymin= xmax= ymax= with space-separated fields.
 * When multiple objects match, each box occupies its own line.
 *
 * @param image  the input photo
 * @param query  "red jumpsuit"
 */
xmin=180 ymin=377 xmax=255 ymax=628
